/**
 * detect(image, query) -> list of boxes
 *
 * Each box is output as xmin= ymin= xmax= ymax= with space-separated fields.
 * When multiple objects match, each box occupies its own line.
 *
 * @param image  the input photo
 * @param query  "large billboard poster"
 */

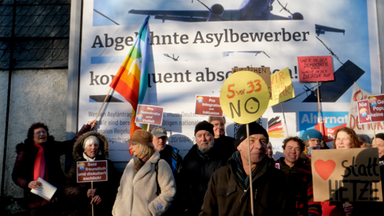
xmin=79 ymin=0 xmax=381 ymax=166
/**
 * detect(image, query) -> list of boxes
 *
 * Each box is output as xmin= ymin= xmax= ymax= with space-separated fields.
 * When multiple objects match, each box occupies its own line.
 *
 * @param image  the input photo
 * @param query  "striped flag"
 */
xmin=109 ymin=16 xmax=150 ymax=141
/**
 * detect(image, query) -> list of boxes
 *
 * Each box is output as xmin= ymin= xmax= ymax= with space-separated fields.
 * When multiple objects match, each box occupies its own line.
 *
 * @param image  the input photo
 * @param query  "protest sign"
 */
xmin=233 ymin=67 xmax=272 ymax=98
xmin=77 ymin=160 xmax=108 ymax=183
xmin=357 ymin=99 xmax=372 ymax=124
xmin=195 ymin=95 xmax=222 ymax=116
xmin=268 ymin=68 xmax=295 ymax=107
xmin=297 ymin=56 xmax=334 ymax=82
xmin=220 ymin=71 xmax=269 ymax=124
xmin=368 ymin=94 xmax=384 ymax=123
xmin=135 ymin=104 xmax=164 ymax=125
xmin=347 ymin=83 xmax=384 ymax=134
xmin=311 ymin=148 xmax=382 ymax=202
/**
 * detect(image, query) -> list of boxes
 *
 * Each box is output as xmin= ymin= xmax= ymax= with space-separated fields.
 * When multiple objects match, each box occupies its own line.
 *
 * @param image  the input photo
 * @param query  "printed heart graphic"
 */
xmin=314 ymin=160 xmax=336 ymax=180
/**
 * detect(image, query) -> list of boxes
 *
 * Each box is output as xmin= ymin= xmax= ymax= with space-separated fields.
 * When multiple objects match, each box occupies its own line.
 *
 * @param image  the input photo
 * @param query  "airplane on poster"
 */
xmin=128 ymin=0 xmax=344 ymax=36
xmin=129 ymin=0 xmax=304 ymax=22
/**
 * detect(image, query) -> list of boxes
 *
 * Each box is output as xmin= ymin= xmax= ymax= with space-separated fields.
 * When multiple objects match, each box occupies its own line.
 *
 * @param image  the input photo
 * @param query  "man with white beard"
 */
xmin=179 ymin=121 xmax=227 ymax=216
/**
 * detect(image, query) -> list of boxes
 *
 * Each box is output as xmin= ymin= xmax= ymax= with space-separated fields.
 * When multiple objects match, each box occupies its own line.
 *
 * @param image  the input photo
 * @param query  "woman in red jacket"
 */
xmin=12 ymin=120 xmax=96 ymax=216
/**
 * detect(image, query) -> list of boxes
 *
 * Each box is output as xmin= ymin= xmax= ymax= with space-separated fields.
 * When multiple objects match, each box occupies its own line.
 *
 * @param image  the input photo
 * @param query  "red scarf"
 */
xmin=33 ymin=143 xmax=46 ymax=181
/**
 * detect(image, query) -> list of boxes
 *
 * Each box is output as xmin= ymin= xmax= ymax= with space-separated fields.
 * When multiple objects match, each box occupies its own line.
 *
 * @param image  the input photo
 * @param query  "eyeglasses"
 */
xmin=34 ymin=131 xmax=47 ymax=135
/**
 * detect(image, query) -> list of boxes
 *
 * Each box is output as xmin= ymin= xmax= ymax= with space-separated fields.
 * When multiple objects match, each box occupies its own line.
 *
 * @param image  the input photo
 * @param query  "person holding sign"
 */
xmin=322 ymin=127 xmax=361 ymax=216
xmin=199 ymin=122 xmax=296 ymax=216
xmin=64 ymin=131 xmax=119 ymax=216
xmin=276 ymin=137 xmax=321 ymax=216
xmin=112 ymin=130 xmax=176 ymax=216
xmin=12 ymin=121 xmax=96 ymax=216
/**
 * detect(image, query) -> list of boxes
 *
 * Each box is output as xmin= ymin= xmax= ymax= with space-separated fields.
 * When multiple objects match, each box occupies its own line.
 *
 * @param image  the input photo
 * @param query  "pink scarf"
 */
xmin=33 ymin=143 xmax=46 ymax=181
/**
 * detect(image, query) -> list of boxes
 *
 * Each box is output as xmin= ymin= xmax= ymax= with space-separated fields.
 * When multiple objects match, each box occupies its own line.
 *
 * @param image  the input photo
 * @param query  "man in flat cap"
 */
xmin=179 ymin=121 xmax=227 ymax=216
xmin=151 ymin=126 xmax=183 ymax=178
xmin=199 ymin=122 xmax=296 ymax=216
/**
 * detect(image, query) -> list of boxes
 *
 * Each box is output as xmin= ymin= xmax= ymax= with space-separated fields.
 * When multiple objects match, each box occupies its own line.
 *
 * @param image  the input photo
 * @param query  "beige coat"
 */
xmin=112 ymin=151 xmax=176 ymax=216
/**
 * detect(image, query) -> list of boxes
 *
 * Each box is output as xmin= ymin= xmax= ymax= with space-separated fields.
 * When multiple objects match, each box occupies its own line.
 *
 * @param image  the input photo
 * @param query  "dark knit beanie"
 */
xmin=236 ymin=122 xmax=269 ymax=146
xmin=374 ymin=133 xmax=384 ymax=142
xmin=194 ymin=121 xmax=214 ymax=136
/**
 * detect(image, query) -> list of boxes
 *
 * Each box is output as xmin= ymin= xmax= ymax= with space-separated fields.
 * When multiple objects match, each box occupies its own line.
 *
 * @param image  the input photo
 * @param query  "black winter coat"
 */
xmin=179 ymin=144 xmax=228 ymax=216
xmin=200 ymin=156 xmax=297 ymax=216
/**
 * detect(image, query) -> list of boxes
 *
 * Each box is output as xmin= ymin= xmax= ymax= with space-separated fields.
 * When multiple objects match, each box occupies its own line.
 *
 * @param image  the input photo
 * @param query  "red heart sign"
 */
xmin=314 ymin=159 xmax=336 ymax=180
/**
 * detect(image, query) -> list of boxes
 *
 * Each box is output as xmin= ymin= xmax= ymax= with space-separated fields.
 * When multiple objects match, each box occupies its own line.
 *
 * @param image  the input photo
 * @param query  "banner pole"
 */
xmin=280 ymin=103 xmax=289 ymax=137
xmin=91 ymin=181 xmax=94 ymax=216
xmin=373 ymin=123 xmax=377 ymax=147
xmin=94 ymin=88 xmax=113 ymax=124
xmin=316 ymin=81 xmax=323 ymax=134
xmin=146 ymin=124 xmax=151 ymax=132
xmin=345 ymin=201 xmax=349 ymax=216
xmin=246 ymin=124 xmax=254 ymax=216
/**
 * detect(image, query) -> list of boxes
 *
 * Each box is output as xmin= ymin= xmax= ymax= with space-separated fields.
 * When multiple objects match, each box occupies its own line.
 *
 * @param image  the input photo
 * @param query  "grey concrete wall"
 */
xmin=0 ymin=69 xmax=68 ymax=214
xmin=0 ymin=71 xmax=9 ymax=197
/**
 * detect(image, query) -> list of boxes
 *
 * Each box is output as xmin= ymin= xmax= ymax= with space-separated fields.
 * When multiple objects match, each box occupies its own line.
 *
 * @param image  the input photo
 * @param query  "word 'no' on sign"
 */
xmin=220 ymin=71 xmax=269 ymax=124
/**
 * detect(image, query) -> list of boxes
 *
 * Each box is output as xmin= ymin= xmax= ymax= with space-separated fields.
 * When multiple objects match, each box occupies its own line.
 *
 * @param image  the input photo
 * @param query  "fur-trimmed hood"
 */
xmin=73 ymin=131 xmax=109 ymax=160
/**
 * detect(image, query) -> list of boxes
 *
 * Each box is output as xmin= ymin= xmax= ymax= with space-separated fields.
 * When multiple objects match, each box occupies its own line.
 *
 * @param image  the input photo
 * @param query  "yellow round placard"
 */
xmin=220 ymin=71 xmax=269 ymax=124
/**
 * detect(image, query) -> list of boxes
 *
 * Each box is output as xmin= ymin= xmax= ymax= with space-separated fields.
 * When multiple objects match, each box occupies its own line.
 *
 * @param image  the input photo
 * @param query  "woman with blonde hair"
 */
xmin=300 ymin=129 xmax=325 ymax=163
xmin=112 ymin=130 xmax=176 ymax=216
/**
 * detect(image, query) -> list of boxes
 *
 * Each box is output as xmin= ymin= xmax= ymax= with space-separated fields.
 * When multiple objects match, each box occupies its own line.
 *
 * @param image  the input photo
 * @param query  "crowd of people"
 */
xmin=11 ymin=117 xmax=384 ymax=216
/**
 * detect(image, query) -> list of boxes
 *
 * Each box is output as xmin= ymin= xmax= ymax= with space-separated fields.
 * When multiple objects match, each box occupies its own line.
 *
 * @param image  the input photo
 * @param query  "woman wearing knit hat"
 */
xmin=64 ymin=131 xmax=119 ymax=216
xmin=300 ymin=129 xmax=325 ymax=162
xmin=112 ymin=129 xmax=176 ymax=216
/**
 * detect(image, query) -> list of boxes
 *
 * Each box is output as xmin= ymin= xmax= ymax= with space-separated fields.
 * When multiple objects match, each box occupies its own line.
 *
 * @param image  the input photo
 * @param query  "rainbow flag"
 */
xmin=109 ymin=16 xmax=150 ymax=138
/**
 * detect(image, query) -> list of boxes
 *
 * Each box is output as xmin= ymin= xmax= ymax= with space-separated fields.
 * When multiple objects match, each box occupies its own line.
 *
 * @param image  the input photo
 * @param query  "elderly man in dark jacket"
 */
xmin=179 ymin=121 xmax=228 ymax=216
xmin=200 ymin=122 xmax=297 ymax=216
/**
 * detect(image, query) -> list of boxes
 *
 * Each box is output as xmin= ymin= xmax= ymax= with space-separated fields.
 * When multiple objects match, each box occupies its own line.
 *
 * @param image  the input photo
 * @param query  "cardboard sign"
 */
xmin=268 ymin=68 xmax=295 ymax=107
xmin=195 ymin=95 xmax=222 ymax=116
xmin=368 ymin=94 xmax=384 ymax=123
xmin=297 ymin=56 xmax=334 ymax=82
xmin=220 ymin=71 xmax=269 ymax=124
xmin=135 ymin=104 xmax=164 ymax=125
xmin=311 ymin=148 xmax=382 ymax=202
xmin=77 ymin=160 xmax=108 ymax=183
xmin=357 ymin=99 xmax=372 ymax=124
xmin=233 ymin=66 xmax=271 ymax=99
